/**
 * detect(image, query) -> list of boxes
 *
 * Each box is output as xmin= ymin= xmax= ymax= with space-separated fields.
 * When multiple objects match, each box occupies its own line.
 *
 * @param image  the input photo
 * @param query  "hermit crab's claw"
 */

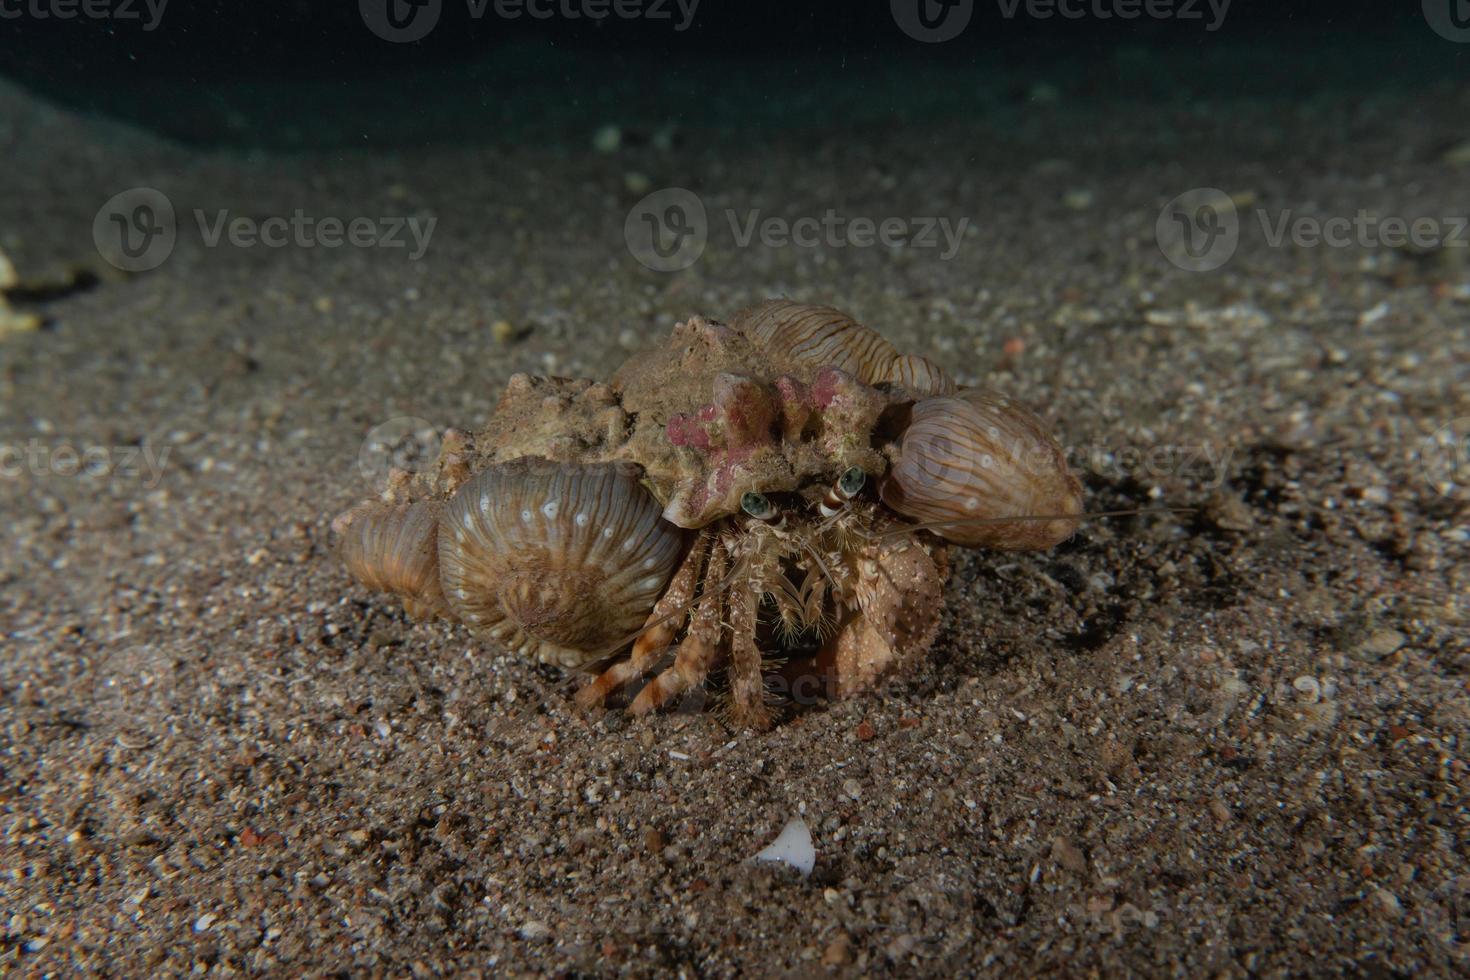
xmin=879 ymin=389 xmax=1083 ymax=550
xmin=813 ymin=527 xmax=949 ymax=699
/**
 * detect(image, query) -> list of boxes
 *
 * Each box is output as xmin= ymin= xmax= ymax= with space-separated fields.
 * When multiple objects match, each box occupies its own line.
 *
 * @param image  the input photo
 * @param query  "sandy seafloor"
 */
xmin=0 ymin=61 xmax=1468 ymax=976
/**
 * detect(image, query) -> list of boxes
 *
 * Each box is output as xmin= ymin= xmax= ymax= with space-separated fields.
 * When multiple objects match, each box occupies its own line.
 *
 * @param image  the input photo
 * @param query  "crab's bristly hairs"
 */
xmin=797 ymin=538 xmax=839 ymax=597
xmin=766 ymin=576 xmax=809 ymax=643
xmin=876 ymin=507 xmax=1193 ymax=543
xmin=767 ymin=565 xmax=806 ymax=613
xmin=794 ymin=565 xmax=838 ymax=638
xmin=798 ymin=564 xmax=826 ymax=610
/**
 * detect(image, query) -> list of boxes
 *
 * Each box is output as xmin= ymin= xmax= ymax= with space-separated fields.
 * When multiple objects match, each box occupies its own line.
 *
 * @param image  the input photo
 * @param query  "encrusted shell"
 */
xmin=880 ymin=389 xmax=1083 ymax=550
xmin=337 ymin=500 xmax=445 ymax=620
xmin=437 ymin=458 xmax=688 ymax=667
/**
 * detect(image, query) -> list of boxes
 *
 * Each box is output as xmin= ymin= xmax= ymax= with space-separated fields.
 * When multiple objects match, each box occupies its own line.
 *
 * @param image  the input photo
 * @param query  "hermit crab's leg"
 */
xmin=726 ymin=567 xmax=776 ymax=731
xmin=629 ymin=539 xmax=730 ymax=716
xmin=573 ymin=531 xmax=710 ymax=711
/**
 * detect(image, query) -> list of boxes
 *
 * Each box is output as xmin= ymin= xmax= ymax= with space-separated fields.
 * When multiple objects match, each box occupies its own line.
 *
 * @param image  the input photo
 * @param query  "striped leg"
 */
xmin=574 ymin=532 xmax=709 ymax=711
xmin=630 ymin=540 xmax=729 ymax=716
xmin=726 ymin=569 xmax=776 ymax=731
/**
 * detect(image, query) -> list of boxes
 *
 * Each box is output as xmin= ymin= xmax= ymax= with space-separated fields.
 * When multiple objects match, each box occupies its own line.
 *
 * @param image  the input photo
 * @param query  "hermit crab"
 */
xmin=332 ymin=301 xmax=1083 ymax=729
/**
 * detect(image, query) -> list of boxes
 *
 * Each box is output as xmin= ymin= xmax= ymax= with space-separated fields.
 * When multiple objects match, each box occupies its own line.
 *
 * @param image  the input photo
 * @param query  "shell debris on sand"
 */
xmin=0 ymin=246 xmax=41 ymax=339
xmin=752 ymin=815 xmax=815 ymax=876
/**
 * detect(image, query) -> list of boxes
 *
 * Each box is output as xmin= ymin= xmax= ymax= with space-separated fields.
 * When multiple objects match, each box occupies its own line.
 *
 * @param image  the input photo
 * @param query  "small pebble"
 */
xmin=1357 ymin=629 xmax=1406 ymax=659
xmin=1062 ymin=188 xmax=1094 ymax=210
xmin=491 ymin=319 xmax=517 ymax=344
xmin=1441 ymin=138 xmax=1470 ymax=166
xmin=1050 ymin=836 xmax=1087 ymax=875
xmin=821 ymin=932 xmax=853 ymax=966
xmin=1357 ymin=302 xmax=1390 ymax=327
xmin=592 ymin=125 xmax=622 ymax=154
xmin=1027 ymin=82 xmax=1060 ymax=104
xmin=1372 ymin=888 xmax=1403 ymax=919
xmin=0 ymin=304 xmax=42 ymax=339
xmin=0 ymin=248 xmax=17 ymax=289
xmin=1359 ymin=486 xmax=1390 ymax=505
xmin=1205 ymin=494 xmax=1254 ymax=532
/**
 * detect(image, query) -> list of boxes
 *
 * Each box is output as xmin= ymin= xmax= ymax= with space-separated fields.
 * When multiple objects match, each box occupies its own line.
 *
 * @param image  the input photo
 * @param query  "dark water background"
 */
xmin=1 ymin=1 xmax=1464 ymax=150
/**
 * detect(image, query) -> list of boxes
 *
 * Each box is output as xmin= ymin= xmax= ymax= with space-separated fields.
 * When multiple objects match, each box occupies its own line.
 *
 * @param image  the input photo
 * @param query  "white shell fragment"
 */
xmin=752 ymin=816 xmax=815 ymax=876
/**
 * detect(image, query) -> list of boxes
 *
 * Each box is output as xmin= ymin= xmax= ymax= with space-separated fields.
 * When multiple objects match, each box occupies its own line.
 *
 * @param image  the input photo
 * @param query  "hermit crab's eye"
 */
xmin=740 ymin=491 xmax=778 ymax=521
xmin=819 ymin=467 xmax=868 ymax=517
